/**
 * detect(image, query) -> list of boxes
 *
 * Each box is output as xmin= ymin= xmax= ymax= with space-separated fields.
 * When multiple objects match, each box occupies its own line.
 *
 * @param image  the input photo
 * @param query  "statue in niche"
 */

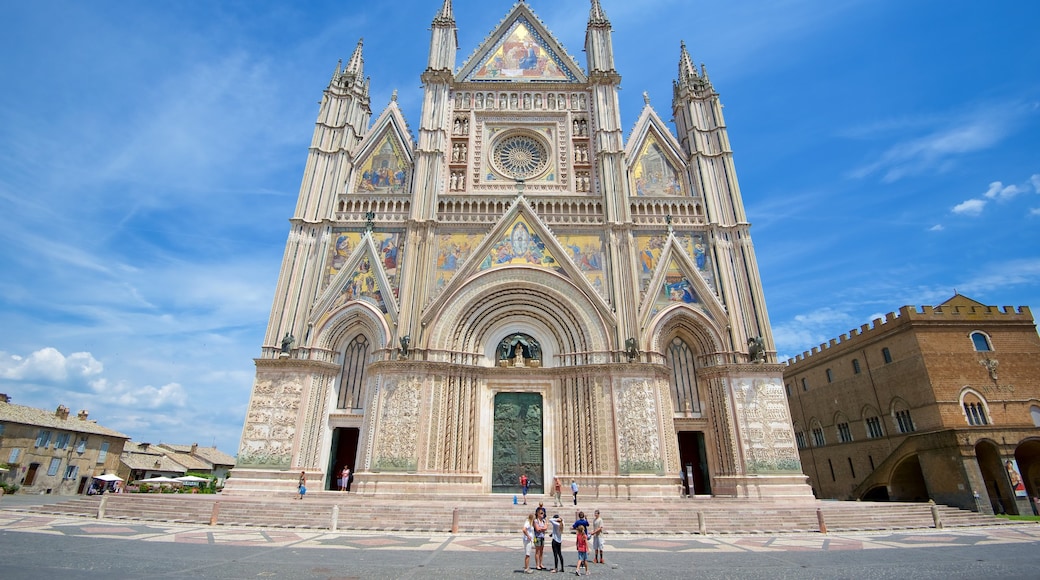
xmin=625 ymin=337 xmax=638 ymax=361
xmin=747 ymin=336 xmax=765 ymax=363
xmin=513 ymin=343 xmax=525 ymax=367
xmin=399 ymin=335 xmax=410 ymax=358
xmin=280 ymin=333 xmax=295 ymax=354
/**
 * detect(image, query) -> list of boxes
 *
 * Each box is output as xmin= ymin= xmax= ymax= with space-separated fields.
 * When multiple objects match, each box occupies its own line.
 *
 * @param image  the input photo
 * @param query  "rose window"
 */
xmin=492 ymin=134 xmax=549 ymax=180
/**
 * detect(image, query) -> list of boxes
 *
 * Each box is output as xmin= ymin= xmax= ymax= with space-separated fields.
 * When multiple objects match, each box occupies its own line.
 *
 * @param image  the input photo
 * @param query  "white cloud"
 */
xmin=929 ymin=224 xmax=944 ymax=231
xmin=1032 ymin=174 xmax=1040 ymax=193
xmin=88 ymin=378 xmax=187 ymax=409
xmin=849 ymin=102 xmax=1033 ymax=184
xmin=956 ymin=258 xmax=1040 ymax=295
xmin=952 ymin=199 xmax=986 ymax=216
xmin=983 ymin=181 xmax=1023 ymax=201
xmin=0 ymin=348 xmax=103 ymax=383
xmin=1030 ymin=208 xmax=1040 ymax=216
xmin=772 ymin=307 xmax=857 ymax=356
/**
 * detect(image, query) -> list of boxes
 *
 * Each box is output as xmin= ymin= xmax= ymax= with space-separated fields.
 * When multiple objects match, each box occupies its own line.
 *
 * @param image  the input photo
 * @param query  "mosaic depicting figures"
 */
xmin=432 ymin=233 xmax=482 ymax=295
xmin=557 ymin=234 xmax=607 ymax=298
xmin=632 ymin=134 xmax=685 ymax=196
xmin=327 ymin=232 xmax=402 ymax=291
xmin=332 ymin=256 xmax=390 ymax=317
xmin=479 ymin=218 xmax=564 ymax=274
xmin=353 ymin=134 xmax=409 ymax=194
xmin=660 ymin=263 xmax=699 ymax=305
xmin=472 ymin=20 xmax=570 ymax=81
xmin=636 ymin=232 xmax=714 ymax=294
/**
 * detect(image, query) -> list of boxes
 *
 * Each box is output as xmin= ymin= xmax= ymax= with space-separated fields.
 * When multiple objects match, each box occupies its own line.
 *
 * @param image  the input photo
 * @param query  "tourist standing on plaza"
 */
xmin=297 ymin=471 xmax=307 ymax=499
xmin=534 ymin=506 xmax=549 ymax=570
xmin=571 ymin=479 xmax=579 ymax=505
xmin=522 ymin=513 xmax=535 ymax=573
xmin=550 ymin=513 xmax=565 ymax=573
xmin=339 ymin=466 xmax=349 ymax=491
xmin=553 ymin=477 xmax=563 ymax=507
xmin=574 ymin=524 xmax=590 ymax=576
xmin=572 ymin=511 xmax=589 ymax=533
xmin=591 ymin=510 xmax=605 ymax=564
xmin=520 ymin=473 xmax=529 ymax=505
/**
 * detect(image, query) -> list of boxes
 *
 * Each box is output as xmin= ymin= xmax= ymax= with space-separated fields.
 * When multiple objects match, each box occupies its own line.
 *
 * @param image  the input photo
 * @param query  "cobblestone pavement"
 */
xmin=2 ymin=509 xmax=1040 ymax=579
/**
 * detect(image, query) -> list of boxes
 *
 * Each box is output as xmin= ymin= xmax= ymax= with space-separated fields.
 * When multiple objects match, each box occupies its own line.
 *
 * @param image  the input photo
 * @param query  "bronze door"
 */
xmin=491 ymin=392 xmax=543 ymax=494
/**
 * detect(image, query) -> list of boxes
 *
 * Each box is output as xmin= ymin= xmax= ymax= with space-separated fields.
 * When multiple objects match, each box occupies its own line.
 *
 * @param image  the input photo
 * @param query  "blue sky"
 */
xmin=1 ymin=0 xmax=1038 ymax=456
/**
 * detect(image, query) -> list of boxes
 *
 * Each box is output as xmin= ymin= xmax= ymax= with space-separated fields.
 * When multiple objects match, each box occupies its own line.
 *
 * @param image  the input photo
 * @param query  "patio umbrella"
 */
xmin=174 ymin=475 xmax=210 ymax=483
xmin=93 ymin=473 xmax=124 ymax=482
xmin=136 ymin=476 xmax=182 ymax=484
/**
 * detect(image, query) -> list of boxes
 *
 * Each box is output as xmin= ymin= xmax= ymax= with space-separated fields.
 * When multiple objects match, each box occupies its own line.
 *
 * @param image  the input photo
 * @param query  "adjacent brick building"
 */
xmin=783 ymin=295 xmax=1040 ymax=514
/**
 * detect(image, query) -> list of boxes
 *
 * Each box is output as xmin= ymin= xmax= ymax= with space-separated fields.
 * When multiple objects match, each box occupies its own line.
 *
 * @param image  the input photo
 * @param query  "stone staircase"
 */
xmin=2 ymin=492 xmax=1020 ymax=534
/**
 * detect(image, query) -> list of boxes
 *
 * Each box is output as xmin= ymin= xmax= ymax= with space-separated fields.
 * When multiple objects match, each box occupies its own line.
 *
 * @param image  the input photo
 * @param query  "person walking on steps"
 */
xmin=553 ymin=477 xmax=563 ymax=507
xmin=520 ymin=473 xmax=529 ymax=505
xmin=297 ymin=471 xmax=307 ymax=499
xmin=571 ymin=479 xmax=579 ymax=505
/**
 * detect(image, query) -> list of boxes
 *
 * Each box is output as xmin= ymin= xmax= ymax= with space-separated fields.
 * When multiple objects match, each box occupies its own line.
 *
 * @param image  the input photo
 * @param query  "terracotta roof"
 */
xmin=158 ymin=443 xmax=236 ymax=467
xmin=0 ymin=401 xmax=129 ymax=439
xmin=120 ymin=442 xmax=188 ymax=473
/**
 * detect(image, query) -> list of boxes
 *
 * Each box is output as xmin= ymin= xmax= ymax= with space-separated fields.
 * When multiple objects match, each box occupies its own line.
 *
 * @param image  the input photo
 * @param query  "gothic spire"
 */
xmin=345 ymin=38 xmax=364 ymax=78
xmin=425 ymin=0 xmax=457 ymax=72
xmin=433 ymin=0 xmax=454 ymax=25
xmin=589 ymin=0 xmax=609 ymax=26
xmin=585 ymin=0 xmax=616 ymax=74
xmin=678 ymin=41 xmax=698 ymax=82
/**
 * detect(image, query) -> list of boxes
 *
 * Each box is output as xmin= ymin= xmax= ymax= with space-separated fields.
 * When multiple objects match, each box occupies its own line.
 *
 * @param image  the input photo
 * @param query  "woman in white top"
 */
xmin=522 ymin=513 xmax=535 ymax=573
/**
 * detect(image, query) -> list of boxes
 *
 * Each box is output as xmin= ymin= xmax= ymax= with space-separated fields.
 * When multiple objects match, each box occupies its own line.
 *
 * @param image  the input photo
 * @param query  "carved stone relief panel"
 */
xmin=237 ymin=375 xmax=303 ymax=468
xmin=616 ymin=378 xmax=663 ymax=474
xmin=372 ymin=376 xmax=422 ymax=471
xmin=730 ymin=376 xmax=802 ymax=474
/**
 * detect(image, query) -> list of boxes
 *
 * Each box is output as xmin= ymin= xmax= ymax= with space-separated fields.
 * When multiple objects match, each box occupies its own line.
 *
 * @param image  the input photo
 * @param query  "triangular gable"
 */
xmin=638 ymin=234 xmax=726 ymax=327
xmin=458 ymin=4 xmax=585 ymax=83
xmin=422 ymin=197 xmax=612 ymax=324
xmin=625 ymin=104 xmax=690 ymax=197
xmin=324 ymin=230 xmax=403 ymax=293
xmin=348 ymin=102 xmax=414 ymax=195
xmin=938 ymin=294 xmax=988 ymax=309
xmin=312 ymin=233 xmax=399 ymax=328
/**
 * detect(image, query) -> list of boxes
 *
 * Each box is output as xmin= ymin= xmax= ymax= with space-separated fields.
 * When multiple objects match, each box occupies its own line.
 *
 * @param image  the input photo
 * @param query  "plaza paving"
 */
xmin=2 ymin=499 xmax=1040 ymax=579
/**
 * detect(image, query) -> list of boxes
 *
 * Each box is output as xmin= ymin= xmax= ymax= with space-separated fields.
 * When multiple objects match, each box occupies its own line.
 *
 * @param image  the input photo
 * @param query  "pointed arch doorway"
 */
xmin=491 ymin=392 xmax=544 ymax=494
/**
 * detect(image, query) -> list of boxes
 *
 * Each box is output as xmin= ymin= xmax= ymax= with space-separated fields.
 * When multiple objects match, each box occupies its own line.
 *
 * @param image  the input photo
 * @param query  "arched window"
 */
xmin=961 ymin=390 xmax=989 ymax=426
xmin=892 ymin=399 xmax=915 ymax=433
xmin=826 ymin=368 xmax=833 ymax=383
xmin=863 ymin=406 xmax=884 ymax=439
xmin=835 ymin=413 xmax=853 ymax=443
xmin=970 ymin=331 xmax=992 ymax=352
xmin=337 ymin=334 xmax=370 ymax=410
xmin=810 ymin=419 xmax=826 ymax=447
xmin=852 ymin=359 xmax=861 ymax=374
xmin=667 ymin=337 xmax=701 ymax=414
xmin=881 ymin=347 xmax=892 ymax=364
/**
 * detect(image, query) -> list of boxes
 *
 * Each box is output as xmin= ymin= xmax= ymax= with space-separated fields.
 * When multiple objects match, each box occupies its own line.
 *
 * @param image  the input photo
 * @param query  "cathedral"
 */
xmin=226 ymin=0 xmax=812 ymax=500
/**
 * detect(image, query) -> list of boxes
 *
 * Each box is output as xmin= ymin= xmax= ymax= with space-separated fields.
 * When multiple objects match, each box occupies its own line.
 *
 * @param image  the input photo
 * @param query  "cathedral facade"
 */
xmin=226 ymin=0 xmax=811 ymax=500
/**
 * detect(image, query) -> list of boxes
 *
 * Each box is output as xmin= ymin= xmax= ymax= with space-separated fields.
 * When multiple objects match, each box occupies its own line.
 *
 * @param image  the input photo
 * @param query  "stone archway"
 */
xmin=976 ymin=440 xmax=1017 ymax=515
xmin=889 ymin=454 xmax=928 ymax=502
xmin=1014 ymin=438 xmax=1040 ymax=515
